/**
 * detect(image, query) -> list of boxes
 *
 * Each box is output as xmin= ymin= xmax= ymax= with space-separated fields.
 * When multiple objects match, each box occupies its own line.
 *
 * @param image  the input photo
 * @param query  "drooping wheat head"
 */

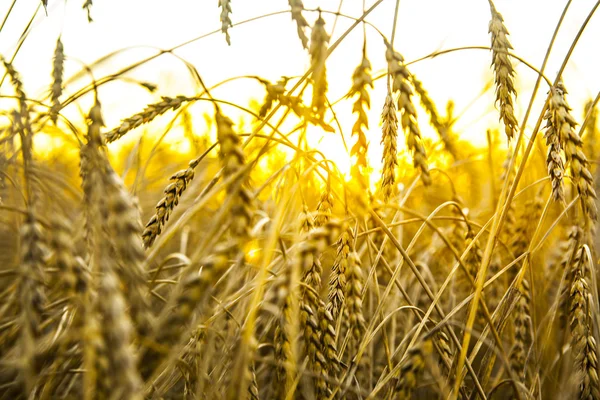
xmin=104 ymin=96 xmax=193 ymax=143
xmin=218 ymin=0 xmax=233 ymax=45
xmin=142 ymin=156 xmax=201 ymax=248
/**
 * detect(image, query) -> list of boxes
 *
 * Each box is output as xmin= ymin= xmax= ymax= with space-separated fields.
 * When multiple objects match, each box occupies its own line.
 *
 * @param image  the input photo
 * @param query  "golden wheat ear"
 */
xmin=309 ymin=12 xmax=330 ymax=121
xmin=384 ymin=40 xmax=431 ymax=186
xmin=380 ymin=93 xmax=398 ymax=201
xmin=50 ymin=38 xmax=64 ymax=124
xmin=142 ymin=156 xmax=200 ymax=248
xmin=489 ymin=1 xmax=518 ymax=142
xmin=105 ymin=96 xmax=193 ymax=143
xmin=349 ymin=45 xmax=373 ymax=191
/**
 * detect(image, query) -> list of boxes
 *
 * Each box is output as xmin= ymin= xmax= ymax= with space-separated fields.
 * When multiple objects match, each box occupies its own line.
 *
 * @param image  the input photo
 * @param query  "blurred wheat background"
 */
xmin=1 ymin=0 xmax=600 ymax=399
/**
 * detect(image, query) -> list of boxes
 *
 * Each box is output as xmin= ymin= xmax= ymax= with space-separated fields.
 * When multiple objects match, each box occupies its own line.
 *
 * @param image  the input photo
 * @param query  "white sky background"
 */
xmin=1 ymin=0 xmax=600 ymax=174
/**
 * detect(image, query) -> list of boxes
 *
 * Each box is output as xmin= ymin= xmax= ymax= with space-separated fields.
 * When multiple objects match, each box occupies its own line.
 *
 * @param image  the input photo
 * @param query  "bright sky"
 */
xmin=1 ymin=0 xmax=600 ymax=176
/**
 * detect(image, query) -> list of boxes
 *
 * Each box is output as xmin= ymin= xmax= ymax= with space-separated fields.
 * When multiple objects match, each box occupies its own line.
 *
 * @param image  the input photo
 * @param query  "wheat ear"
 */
xmin=309 ymin=12 xmax=330 ymax=120
xmin=489 ymin=1 xmax=518 ymax=141
xmin=218 ymin=0 xmax=233 ymax=45
xmin=385 ymin=40 xmax=431 ymax=186
xmin=50 ymin=38 xmax=64 ymax=124
xmin=288 ymin=0 xmax=309 ymax=49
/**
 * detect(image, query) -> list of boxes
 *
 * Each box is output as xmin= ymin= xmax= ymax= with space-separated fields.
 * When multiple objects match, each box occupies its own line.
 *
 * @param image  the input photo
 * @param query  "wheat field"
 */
xmin=1 ymin=0 xmax=600 ymax=399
